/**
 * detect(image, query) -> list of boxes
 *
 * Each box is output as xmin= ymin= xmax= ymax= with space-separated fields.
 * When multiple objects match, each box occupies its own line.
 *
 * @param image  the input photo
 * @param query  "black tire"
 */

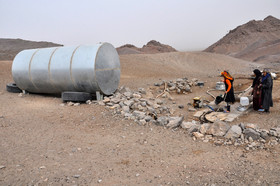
xmin=61 ymin=92 xmax=93 ymax=102
xmin=6 ymin=83 xmax=22 ymax=93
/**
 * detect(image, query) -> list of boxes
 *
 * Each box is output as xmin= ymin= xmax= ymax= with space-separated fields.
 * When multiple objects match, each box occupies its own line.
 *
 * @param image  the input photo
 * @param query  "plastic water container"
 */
xmin=216 ymin=82 xmax=225 ymax=90
xmin=240 ymin=97 xmax=249 ymax=106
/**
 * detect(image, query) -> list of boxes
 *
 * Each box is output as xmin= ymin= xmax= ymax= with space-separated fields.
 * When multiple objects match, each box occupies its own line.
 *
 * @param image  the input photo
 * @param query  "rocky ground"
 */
xmin=0 ymin=52 xmax=280 ymax=185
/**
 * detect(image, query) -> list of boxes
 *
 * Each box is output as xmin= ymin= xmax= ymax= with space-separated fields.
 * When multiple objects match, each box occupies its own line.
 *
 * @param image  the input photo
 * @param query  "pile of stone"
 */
xmin=154 ymin=78 xmax=204 ymax=94
xmin=83 ymin=81 xmax=279 ymax=151
xmin=181 ymin=120 xmax=280 ymax=150
xmin=97 ymin=86 xmax=184 ymax=128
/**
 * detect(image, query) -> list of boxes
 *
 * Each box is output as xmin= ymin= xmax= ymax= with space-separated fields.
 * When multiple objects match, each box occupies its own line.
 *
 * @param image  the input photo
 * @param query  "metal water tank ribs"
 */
xmin=12 ymin=43 xmax=120 ymax=95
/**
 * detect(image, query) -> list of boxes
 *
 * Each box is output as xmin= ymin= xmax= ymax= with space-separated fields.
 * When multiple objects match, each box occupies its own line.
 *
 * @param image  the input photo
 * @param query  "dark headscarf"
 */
xmin=252 ymin=69 xmax=262 ymax=87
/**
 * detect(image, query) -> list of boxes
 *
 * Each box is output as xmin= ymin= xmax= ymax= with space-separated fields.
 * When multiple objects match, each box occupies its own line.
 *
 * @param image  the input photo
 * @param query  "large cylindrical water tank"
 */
xmin=12 ymin=43 xmax=120 ymax=95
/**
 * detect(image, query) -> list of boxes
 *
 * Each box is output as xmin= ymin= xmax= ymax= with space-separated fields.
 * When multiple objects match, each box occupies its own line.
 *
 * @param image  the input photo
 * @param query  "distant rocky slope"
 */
xmin=204 ymin=16 xmax=280 ymax=64
xmin=117 ymin=40 xmax=177 ymax=55
xmin=0 ymin=38 xmax=63 ymax=60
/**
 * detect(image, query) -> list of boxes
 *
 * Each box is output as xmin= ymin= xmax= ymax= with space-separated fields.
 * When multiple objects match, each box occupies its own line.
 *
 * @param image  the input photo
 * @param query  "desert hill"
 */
xmin=0 ymin=38 xmax=63 ymax=60
xmin=204 ymin=16 xmax=280 ymax=64
xmin=117 ymin=40 xmax=177 ymax=55
xmin=119 ymin=51 xmax=257 ymax=88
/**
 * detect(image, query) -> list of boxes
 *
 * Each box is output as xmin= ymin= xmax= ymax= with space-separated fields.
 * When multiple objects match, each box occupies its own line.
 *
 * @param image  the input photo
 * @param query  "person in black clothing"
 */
xmin=221 ymin=71 xmax=235 ymax=112
xmin=259 ymin=69 xmax=273 ymax=112
xmin=251 ymin=69 xmax=262 ymax=110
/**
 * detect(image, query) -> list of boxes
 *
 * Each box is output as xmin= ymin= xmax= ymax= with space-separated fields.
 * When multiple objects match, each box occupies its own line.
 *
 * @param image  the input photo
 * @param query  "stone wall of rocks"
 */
xmin=97 ymin=86 xmax=184 ymax=128
xmin=154 ymin=77 xmax=204 ymax=94
xmin=182 ymin=120 xmax=280 ymax=150
xmin=63 ymin=78 xmax=279 ymax=151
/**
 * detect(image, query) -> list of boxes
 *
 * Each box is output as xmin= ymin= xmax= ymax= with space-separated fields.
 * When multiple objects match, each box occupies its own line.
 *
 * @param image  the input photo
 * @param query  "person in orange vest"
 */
xmin=221 ymin=71 xmax=235 ymax=112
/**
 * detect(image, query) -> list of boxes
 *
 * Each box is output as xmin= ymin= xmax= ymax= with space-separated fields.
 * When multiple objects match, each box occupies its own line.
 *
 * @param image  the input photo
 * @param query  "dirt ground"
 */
xmin=0 ymin=52 xmax=280 ymax=185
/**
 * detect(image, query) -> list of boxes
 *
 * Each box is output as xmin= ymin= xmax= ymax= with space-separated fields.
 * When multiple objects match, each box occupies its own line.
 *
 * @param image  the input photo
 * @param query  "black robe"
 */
xmin=261 ymin=74 xmax=273 ymax=110
xmin=252 ymin=76 xmax=262 ymax=110
xmin=224 ymin=79 xmax=235 ymax=103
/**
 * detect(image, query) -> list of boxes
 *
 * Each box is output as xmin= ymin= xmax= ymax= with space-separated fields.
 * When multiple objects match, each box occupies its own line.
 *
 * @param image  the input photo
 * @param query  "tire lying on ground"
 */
xmin=6 ymin=83 xmax=22 ymax=93
xmin=61 ymin=92 xmax=93 ymax=102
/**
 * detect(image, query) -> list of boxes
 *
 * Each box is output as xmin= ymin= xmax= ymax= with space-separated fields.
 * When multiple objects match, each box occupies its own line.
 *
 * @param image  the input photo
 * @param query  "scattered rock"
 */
xmin=166 ymin=116 xmax=184 ymax=129
xmin=181 ymin=121 xmax=196 ymax=130
xmin=106 ymin=102 xmax=114 ymax=106
xmin=73 ymin=175 xmax=80 ymax=178
xmin=133 ymin=93 xmax=141 ymax=99
xmin=200 ymin=123 xmax=211 ymax=134
xmin=122 ymin=106 xmax=130 ymax=113
xmin=244 ymin=128 xmax=261 ymax=140
xmin=156 ymin=116 xmax=169 ymax=126
xmin=224 ymin=125 xmax=242 ymax=139
xmin=124 ymin=92 xmax=133 ymax=98
xmin=138 ymin=119 xmax=146 ymax=125
xmin=269 ymin=129 xmax=278 ymax=137
xmin=88 ymin=83 xmax=279 ymax=150
xmin=73 ymin=103 xmax=80 ymax=106
xmin=193 ymin=110 xmax=206 ymax=118
xmin=245 ymin=123 xmax=258 ymax=129
xmin=178 ymin=105 xmax=184 ymax=109
xmin=144 ymin=115 xmax=153 ymax=122
xmin=124 ymin=100 xmax=134 ymax=107
xmin=132 ymin=110 xmax=146 ymax=120
xmin=270 ymin=127 xmax=280 ymax=137
xmin=98 ymin=101 xmax=105 ymax=106
xmin=188 ymin=124 xmax=201 ymax=134
xmin=206 ymin=121 xmax=230 ymax=137
xmin=138 ymin=88 xmax=146 ymax=94
xmin=193 ymin=132 xmax=204 ymax=138
xmin=103 ymin=97 xmax=110 ymax=103
xmin=260 ymin=131 xmax=269 ymax=140
xmin=239 ymin=123 xmax=245 ymax=131
xmin=111 ymin=97 xmax=121 ymax=104
xmin=67 ymin=102 xmax=74 ymax=106
xmin=188 ymin=108 xmax=196 ymax=112
xmin=196 ymin=81 xmax=204 ymax=87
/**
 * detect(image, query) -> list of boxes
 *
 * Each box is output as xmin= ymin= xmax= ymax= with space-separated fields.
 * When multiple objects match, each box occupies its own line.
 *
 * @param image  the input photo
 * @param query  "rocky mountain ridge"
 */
xmin=117 ymin=40 xmax=177 ymax=55
xmin=0 ymin=38 xmax=63 ymax=60
xmin=204 ymin=16 xmax=280 ymax=64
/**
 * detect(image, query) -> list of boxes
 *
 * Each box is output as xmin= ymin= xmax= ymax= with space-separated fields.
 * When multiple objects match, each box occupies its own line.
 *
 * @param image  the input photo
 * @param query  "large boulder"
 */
xmin=166 ymin=116 xmax=184 ymax=129
xmin=243 ymin=128 xmax=260 ymax=140
xmin=181 ymin=121 xmax=196 ymax=130
xmin=224 ymin=125 xmax=242 ymax=139
xmin=200 ymin=123 xmax=211 ymax=134
xmin=206 ymin=121 xmax=230 ymax=137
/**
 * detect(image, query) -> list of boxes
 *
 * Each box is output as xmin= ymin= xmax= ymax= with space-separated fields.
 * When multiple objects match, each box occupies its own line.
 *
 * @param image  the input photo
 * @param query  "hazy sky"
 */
xmin=1 ymin=0 xmax=280 ymax=51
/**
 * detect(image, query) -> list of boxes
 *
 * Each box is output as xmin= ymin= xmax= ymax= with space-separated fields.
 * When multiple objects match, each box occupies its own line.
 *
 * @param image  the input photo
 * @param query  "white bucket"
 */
xmin=240 ymin=97 xmax=249 ymax=106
